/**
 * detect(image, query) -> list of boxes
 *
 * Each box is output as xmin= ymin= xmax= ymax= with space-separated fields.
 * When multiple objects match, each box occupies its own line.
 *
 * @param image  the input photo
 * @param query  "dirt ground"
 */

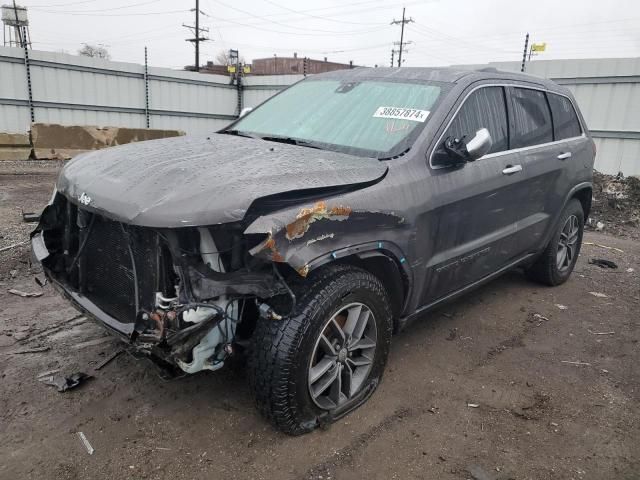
xmin=1 ymin=163 xmax=639 ymax=480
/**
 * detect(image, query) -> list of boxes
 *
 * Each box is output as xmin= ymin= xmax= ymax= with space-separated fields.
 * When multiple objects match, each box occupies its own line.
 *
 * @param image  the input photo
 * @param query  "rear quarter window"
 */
xmin=548 ymin=93 xmax=582 ymax=140
xmin=510 ymin=87 xmax=553 ymax=148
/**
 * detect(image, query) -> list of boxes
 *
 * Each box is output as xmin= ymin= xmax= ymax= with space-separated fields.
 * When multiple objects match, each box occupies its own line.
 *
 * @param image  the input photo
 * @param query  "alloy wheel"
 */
xmin=557 ymin=214 xmax=580 ymax=272
xmin=308 ymin=302 xmax=377 ymax=410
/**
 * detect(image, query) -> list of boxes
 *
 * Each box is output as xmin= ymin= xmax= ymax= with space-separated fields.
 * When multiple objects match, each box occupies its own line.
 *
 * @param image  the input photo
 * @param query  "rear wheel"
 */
xmin=526 ymin=199 xmax=584 ymax=286
xmin=249 ymin=265 xmax=393 ymax=435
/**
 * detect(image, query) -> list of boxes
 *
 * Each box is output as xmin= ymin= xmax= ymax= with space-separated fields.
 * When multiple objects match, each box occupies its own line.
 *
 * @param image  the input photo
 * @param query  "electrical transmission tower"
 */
xmin=390 ymin=7 xmax=413 ymax=67
xmin=183 ymin=0 xmax=209 ymax=72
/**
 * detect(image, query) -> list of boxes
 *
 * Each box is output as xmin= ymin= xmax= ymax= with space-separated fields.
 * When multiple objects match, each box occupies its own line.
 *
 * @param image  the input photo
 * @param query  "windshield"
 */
xmin=228 ymin=78 xmax=445 ymax=159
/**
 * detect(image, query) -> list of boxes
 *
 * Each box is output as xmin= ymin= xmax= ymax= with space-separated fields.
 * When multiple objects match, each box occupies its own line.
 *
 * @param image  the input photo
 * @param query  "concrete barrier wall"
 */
xmin=28 ymin=123 xmax=184 ymax=160
xmin=0 ymin=132 xmax=31 ymax=160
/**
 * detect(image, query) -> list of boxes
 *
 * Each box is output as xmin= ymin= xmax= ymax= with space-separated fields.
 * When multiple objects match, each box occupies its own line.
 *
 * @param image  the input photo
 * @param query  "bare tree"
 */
xmin=78 ymin=43 xmax=111 ymax=60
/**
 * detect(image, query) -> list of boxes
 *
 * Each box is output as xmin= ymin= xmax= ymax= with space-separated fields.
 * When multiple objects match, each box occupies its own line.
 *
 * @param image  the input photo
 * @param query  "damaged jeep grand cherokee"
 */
xmin=32 ymin=67 xmax=594 ymax=435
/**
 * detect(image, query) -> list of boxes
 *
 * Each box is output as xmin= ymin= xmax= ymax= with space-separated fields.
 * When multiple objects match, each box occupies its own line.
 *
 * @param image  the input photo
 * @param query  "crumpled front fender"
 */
xmin=245 ymin=199 xmax=409 ymax=277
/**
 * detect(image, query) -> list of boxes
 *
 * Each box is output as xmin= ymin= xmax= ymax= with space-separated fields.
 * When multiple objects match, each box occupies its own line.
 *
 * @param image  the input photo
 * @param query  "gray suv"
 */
xmin=32 ymin=67 xmax=594 ymax=435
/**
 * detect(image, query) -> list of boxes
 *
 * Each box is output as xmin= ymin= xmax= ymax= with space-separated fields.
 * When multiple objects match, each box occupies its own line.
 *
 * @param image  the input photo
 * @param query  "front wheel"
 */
xmin=249 ymin=265 xmax=393 ymax=435
xmin=526 ymin=198 xmax=584 ymax=286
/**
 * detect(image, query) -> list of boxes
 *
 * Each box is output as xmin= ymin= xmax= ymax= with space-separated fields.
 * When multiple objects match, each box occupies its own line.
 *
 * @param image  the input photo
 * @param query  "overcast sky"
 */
xmin=19 ymin=0 xmax=640 ymax=70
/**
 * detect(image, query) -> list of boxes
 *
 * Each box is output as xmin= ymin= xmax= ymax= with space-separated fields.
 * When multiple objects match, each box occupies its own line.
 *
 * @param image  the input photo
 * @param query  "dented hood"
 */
xmin=56 ymin=134 xmax=387 ymax=227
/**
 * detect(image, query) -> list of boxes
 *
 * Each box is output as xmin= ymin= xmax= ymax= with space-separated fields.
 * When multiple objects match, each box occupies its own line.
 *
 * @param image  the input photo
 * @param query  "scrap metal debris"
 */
xmin=77 ymin=432 xmax=94 ymax=455
xmin=0 ymin=241 xmax=29 ymax=253
xmin=588 ymin=258 xmax=618 ymax=269
xmin=589 ymin=291 xmax=608 ymax=298
xmin=555 ymin=304 xmax=568 ymax=310
xmin=527 ymin=313 xmax=549 ymax=326
xmin=561 ymin=360 xmax=591 ymax=366
xmin=588 ymin=330 xmax=615 ymax=335
xmin=583 ymin=242 xmax=624 ymax=253
xmin=94 ymin=349 xmax=124 ymax=371
xmin=37 ymin=369 xmax=60 ymax=378
xmin=22 ymin=211 xmax=40 ymax=223
xmin=40 ymin=372 xmax=93 ymax=392
xmin=7 ymin=288 xmax=43 ymax=298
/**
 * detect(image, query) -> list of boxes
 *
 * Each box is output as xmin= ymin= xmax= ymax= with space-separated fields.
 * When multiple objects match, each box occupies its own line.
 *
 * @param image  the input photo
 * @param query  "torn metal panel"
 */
xmin=245 ymin=192 xmax=411 ymax=280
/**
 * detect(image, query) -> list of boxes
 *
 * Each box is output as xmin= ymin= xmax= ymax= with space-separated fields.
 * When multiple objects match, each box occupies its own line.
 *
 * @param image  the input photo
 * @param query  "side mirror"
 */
xmin=465 ymin=128 xmax=492 ymax=161
xmin=239 ymin=107 xmax=253 ymax=118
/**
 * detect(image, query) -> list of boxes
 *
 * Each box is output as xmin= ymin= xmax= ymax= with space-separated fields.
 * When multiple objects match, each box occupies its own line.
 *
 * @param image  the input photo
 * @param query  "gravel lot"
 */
xmin=1 ymin=163 xmax=639 ymax=480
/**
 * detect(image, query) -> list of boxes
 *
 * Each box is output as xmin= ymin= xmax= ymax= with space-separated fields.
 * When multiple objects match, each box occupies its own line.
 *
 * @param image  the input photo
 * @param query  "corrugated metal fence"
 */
xmin=0 ymin=45 xmax=296 ymax=136
xmin=1 ymin=47 xmax=638 ymax=175
xmin=453 ymin=57 xmax=640 ymax=175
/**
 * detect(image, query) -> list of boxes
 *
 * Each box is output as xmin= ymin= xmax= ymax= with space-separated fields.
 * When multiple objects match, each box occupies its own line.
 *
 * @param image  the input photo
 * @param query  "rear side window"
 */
xmin=510 ymin=88 xmax=553 ymax=148
xmin=548 ymin=93 xmax=582 ymax=140
xmin=433 ymin=86 xmax=508 ymax=165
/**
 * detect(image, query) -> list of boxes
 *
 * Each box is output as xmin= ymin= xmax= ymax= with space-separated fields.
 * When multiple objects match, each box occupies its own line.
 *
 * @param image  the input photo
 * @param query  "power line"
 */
xmin=31 ymin=8 xmax=190 ymax=16
xmin=259 ymin=0 xmax=386 ymax=26
xmin=30 ymin=0 xmax=164 ymax=13
xmin=206 ymin=12 xmax=389 ymax=37
xmin=209 ymin=0 xmax=389 ymax=34
xmin=390 ymin=7 xmax=413 ymax=67
xmin=27 ymin=0 xmax=100 ymax=7
xmin=183 ymin=0 xmax=209 ymax=71
xmin=211 ymin=0 xmax=426 ymax=29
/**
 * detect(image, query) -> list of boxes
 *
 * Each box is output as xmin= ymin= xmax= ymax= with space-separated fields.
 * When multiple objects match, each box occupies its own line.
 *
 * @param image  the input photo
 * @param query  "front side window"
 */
xmin=432 ymin=86 xmax=508 ymax=165
xmin=511 ymin=88 xmax=553 ymax=148
xmin=548 ymin=93 xmax=582 ymax=140
xmin=229 ymin=79 xmax=445 ymax=159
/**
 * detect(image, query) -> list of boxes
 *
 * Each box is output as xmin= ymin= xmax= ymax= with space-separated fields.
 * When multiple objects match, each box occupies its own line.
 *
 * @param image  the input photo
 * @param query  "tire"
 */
xmin=248 ymin=264 xmax=393 ymax=435
xmin=525 ymin=199 xmax=584 ymax=286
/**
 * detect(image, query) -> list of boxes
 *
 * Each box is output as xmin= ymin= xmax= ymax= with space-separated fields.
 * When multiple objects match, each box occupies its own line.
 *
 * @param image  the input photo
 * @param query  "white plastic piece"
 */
xmin=177 ymin=229 xmax=238 ymax=373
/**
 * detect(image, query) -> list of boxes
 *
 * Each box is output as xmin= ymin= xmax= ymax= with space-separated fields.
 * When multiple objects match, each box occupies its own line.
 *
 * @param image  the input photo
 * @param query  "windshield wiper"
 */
xmin=260 ymin=135 xmax=322 ymax=150
xmin=222 ymin=129 xmax=261 ymax=139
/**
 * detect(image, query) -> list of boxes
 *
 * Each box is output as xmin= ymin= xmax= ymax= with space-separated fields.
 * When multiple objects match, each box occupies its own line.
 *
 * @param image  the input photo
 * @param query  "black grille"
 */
xmin=81 ymin=215 xmax=159 ymax=323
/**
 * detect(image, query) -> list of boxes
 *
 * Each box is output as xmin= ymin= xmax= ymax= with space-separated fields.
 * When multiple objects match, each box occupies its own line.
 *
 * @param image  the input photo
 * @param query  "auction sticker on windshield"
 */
xmin=373 ymin=107 xmax=429 ymax=122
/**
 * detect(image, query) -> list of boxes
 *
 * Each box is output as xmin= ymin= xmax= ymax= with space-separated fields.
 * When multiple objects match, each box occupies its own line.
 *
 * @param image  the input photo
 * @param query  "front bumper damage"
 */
xmin=32 ymin=193 xmax=288 ymax=374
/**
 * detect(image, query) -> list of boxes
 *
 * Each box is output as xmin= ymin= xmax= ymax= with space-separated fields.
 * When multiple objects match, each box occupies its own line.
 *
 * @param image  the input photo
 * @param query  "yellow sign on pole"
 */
xmin=531 ymin=42 xmax=547 ymax=52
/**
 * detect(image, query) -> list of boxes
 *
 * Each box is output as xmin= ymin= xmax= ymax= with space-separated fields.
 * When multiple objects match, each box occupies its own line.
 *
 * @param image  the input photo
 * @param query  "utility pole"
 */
xmin=520 ymin=32 xmax=529 ymax=72
xmin=183 ymin=0 xmax=209 ymax=72
xmin=391 ymin=7 xmax=413 ymax=67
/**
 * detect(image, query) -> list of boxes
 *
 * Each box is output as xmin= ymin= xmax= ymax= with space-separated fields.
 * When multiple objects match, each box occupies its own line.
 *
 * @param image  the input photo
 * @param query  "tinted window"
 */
xmin=433 ymin=86 xmax=508 ymax=165
xmin=548 ymin=93 xmax=582 ymax=140
xmin=511 ymin=88 xmax=553 ymax=148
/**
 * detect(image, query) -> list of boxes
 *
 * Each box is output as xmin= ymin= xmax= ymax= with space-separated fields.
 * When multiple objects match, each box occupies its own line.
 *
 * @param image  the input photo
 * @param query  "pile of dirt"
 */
xmin=587 ymin=170 xmax=640 ymax=239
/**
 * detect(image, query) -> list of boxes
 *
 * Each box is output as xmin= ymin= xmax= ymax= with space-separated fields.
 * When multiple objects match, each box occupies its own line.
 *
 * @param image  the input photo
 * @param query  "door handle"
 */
xmin=502 ymin=164 xmax=523 ymax=175
xmin=557 ymin=152 xmax=572 ymax=160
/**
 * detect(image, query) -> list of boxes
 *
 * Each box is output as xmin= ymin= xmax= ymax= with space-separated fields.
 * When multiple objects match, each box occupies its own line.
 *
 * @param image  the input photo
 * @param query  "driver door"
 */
xmin=420 ymin=85 xmax=528 ymax=304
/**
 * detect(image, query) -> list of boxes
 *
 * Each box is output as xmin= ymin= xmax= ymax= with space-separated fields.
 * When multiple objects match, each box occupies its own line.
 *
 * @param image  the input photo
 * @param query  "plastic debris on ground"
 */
xmin=588 ymin=258 xmax=618 ymax=269
xmin=39 ymin=372 xmax=93 ymax=392
xmin=77 ymin=432 xmax=94 ymax=455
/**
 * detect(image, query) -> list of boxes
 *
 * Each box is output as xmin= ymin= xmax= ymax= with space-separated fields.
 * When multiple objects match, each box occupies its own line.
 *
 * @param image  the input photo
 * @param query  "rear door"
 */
xmin=509 ymin=87 xmax=585 ymax=254
xmin=420 ymin=85 xmax=529 ymax=304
